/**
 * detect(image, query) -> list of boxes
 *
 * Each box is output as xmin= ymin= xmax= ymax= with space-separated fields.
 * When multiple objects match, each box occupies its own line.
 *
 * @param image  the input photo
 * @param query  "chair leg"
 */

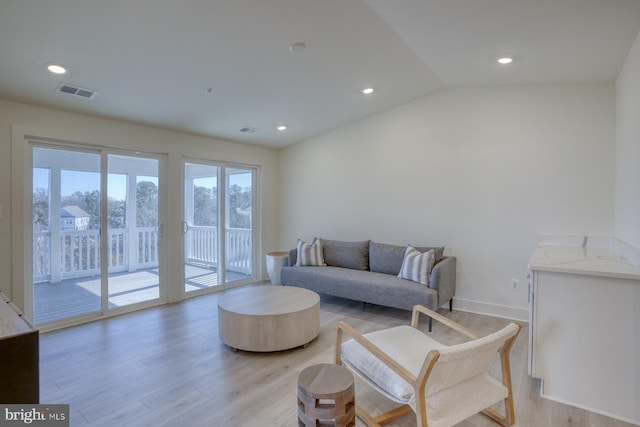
xmin=483 ymin=323 xmax=520 ymax=426
xmin=355 ymin=405 xmax=412 ymax=427
xmin=449 ymin=298 xmax=453 ymax=312
xmin=483 ymin=408 xmax=510 ymax=427
xmin=375 ymin=406 xmax=413 ymax=425
xmin=428 ymin=316 xmax=432 ymax=332
xmin=355 ymin=404 xmax=382 ymax=427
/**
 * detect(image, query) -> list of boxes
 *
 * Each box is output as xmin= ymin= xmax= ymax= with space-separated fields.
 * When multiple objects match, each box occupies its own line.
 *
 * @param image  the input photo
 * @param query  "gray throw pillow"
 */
xmin=295 ymin=239 xmax=326 ymax=266
xmin=321 ymin=239 xmax=370 ymax=270
xmin=398 ymin=247 xmax=435 ymax=285
xmin=369 ymin=241 xmax=445 ymax=275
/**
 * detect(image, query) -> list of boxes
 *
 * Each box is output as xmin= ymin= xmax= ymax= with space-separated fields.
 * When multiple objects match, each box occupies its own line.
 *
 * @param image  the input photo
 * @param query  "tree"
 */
xmin=108 ymin=199 xmax=126 ymax=229
xmin=136 ymin=180 xmax=158 ymax=227
xmin=228 ymin=184 xmax=251 ymax=229
xmin=33 ymin=188 xmax=49 ymax=231
xmin=193 ymin=185 xmax=217 ymax=226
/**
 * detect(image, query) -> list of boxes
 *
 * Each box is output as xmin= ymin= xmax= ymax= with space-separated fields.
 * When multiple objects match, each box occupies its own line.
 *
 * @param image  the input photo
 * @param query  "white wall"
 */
xmin=277 ymin=84 xmax=615 ymax=320
xmin=615 ymin=30 xmax=640 ymax=249
xmin=0 ymin=99 xmax=279 ymax=310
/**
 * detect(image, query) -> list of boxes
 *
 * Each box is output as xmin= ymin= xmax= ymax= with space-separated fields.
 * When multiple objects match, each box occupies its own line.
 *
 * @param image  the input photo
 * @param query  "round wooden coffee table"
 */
xmin=218 ymin=285 xmax=320 ymax=352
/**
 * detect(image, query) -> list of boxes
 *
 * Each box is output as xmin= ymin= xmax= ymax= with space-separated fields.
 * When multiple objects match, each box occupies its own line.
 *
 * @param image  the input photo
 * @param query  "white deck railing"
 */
xmin=185 ymin=225 xmax=218 ymax=267
xmin=184 ymin=226 xmax=252 ymax=275
xmin=34 ymin=226 xmax=251 ymax=282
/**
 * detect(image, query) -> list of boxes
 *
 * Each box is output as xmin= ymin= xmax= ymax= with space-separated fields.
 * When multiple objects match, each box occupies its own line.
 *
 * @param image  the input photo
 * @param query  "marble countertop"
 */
xmin=529 ymin=244 xmax=640 ymax=280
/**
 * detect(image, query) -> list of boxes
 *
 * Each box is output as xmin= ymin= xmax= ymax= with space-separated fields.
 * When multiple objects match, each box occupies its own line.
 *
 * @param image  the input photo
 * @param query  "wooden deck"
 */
xmin=34 ymin=264 xmax=249 ymax=324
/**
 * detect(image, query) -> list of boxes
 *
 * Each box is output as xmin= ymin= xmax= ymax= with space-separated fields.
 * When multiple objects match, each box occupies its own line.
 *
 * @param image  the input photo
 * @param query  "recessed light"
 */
xmin=362 ymin=87 xmax=374 ymax=95
xmin=277 ymin=125 xmax=287 ymax=131
xmin=45 ymin=62 xmax=67 ymax=74
xmin=497 ymin=57 xmax=513 ymax=65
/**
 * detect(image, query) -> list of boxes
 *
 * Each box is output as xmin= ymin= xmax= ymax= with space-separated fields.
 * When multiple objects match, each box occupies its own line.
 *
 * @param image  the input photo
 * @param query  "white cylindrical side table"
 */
xmin=265 ymin=251 xmax=289 ymax=285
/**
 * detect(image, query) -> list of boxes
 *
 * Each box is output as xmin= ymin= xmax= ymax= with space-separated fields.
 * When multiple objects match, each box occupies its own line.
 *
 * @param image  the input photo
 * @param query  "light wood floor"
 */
xmin=39 ymin=288 xmax=635 ymax=427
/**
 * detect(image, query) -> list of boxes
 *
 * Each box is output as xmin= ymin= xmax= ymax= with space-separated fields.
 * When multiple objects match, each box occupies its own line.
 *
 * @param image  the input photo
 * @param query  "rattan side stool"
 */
xmin=297 ymin=363 xmax=355 ymax=427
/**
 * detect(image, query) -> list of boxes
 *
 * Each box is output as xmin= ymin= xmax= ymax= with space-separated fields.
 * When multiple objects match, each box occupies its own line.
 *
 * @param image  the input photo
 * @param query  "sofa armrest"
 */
xmin=429 ymin=256 xmax=456 ymax=308
xmin=287 ymin=248 xmax=297 ymax=266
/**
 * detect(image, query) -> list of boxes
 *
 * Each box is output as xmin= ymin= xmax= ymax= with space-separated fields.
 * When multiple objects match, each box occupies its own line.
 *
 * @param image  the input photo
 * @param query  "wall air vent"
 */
xmin=55 ymin=83 xmax=98 ymax=100
xmin=239 ymin=126 xmax=257 ymax=134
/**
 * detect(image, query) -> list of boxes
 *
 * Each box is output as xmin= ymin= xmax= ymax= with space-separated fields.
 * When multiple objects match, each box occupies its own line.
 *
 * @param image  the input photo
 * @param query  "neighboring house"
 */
xmin=60 ymin=206 xmax=90 ymax=231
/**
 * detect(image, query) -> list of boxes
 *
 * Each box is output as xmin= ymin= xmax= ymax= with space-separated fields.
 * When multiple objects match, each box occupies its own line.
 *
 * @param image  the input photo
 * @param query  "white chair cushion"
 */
xmin=342 ymin=321 xmax=520 ymax=427
xmin=342 ymin=322 xmax=519 ymax=402
xmin=341 ymin=325 xmax=444 ymax=403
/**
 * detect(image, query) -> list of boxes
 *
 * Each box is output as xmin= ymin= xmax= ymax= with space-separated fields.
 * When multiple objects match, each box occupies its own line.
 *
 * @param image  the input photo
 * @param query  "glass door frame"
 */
xmin=105 ymin=149 xmax=166 ymax=315
xmin=182 ymin=158 xmax=258 ymax=297
xmin=26 ymin=139 xmax=167 ymax=329
xmin=183 ymin=161 xmax=223 ymax=293
xmin=32 ymin=143 xmax=103 ymax=324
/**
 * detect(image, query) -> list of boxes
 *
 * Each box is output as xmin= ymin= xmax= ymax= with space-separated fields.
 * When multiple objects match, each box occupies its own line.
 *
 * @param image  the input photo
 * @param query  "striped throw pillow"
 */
xmin=295 ymin=239 xmax=326 ymax=266
xmin=398 ymin=246 xmax=435 ymax=285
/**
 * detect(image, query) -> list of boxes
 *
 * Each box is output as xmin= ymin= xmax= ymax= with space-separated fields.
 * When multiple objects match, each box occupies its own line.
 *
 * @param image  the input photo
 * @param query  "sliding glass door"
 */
xmin=33 ymin=147 xmax=102 ymax=323
xmin=107 ymin=154 xmax=161 ymax=308
xmin=183 ymin=161 xmax=255 ymax=293
xmin=32 ymin=144 xmax=164 ymax=325
xmin=183 ymin=162 xmax=221 ymax=291
xmin=224 ymin=167 xmax=254 ymax=284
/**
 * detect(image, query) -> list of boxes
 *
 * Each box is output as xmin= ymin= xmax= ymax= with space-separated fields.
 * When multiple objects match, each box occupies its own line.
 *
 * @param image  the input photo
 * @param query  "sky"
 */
xmin=34 ymin=169 xmax=250 ymax=201
xmin=33 ymin=169 xmax=157 ymax=201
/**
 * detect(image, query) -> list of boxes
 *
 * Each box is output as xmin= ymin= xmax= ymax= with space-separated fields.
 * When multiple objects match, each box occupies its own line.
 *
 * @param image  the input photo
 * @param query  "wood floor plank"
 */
xmin=39 ymin=290 xmax=636 ymax=427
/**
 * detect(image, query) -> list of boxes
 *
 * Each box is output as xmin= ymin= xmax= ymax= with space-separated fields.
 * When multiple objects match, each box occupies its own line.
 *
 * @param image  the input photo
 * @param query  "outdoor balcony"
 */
xmin=33 ymin=225 xmax=251 ymax=324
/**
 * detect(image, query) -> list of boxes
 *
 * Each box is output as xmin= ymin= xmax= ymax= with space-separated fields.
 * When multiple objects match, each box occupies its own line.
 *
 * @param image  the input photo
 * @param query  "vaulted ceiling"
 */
xmin=1 ymin=0 xmax=639 ymax=148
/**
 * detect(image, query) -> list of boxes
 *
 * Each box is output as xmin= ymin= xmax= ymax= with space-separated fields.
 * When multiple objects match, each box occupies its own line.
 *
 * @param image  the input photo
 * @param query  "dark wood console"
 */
xmin=0 ymin=291 xmax=39 ymax=403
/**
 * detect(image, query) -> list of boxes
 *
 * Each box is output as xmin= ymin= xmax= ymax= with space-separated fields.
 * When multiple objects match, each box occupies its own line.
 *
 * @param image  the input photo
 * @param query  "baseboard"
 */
xmin=539 ymin=391 xmax=640 ymax=426
xmin=450 ymin=297 xmax=529 ymax=322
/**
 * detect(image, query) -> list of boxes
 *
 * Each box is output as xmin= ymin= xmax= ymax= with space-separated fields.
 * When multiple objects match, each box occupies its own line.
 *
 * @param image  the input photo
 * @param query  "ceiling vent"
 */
xmin=55 ymin=83 xmax=98 ymax=100
xmin=239 ymin=126 xmax=257 ymax=134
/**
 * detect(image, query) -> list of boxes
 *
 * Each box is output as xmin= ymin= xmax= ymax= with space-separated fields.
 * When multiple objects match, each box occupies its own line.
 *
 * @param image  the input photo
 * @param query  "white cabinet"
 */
xmin=528 ymin=239 xmax=640 ymax=425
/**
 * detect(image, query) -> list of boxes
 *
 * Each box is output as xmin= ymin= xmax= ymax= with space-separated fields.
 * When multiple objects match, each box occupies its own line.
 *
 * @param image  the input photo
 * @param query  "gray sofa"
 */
xmin=280 ymin=239 xmax=456 ymax=329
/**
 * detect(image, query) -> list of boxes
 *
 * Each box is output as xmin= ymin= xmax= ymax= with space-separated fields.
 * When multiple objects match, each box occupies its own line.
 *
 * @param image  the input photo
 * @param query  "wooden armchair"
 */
xmin=335 ymin=305 xmax=521 ymax=427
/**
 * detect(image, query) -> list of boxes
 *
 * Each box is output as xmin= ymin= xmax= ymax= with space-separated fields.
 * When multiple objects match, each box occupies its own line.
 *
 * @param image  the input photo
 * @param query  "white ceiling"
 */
xmin=1 ymin=0 xmax=639 ymax=149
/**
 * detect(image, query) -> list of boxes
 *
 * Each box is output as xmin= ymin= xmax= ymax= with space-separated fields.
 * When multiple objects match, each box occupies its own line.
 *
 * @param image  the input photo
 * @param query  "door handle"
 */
xmin=181 ymin=221 xmax=189 ymax=236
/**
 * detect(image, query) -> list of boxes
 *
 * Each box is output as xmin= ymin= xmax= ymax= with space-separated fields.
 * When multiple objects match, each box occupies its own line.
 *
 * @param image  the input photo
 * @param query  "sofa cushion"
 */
xmin=398 ymin=246 xmax=435 ymax=285
xmin=295 ymin=239 xmax=326 ymax=266
xmin=370 ymin=241 xmax=445 ymax=275
xmin=281 ymin=266 xmax=439 ymax=311
xmin=413 ymin=245 xmax=445 ymax=262
xmin=369 ymin=242 xmax=407 ymax=275
xmin=321 ymin=239 xmax=370 ymax=271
